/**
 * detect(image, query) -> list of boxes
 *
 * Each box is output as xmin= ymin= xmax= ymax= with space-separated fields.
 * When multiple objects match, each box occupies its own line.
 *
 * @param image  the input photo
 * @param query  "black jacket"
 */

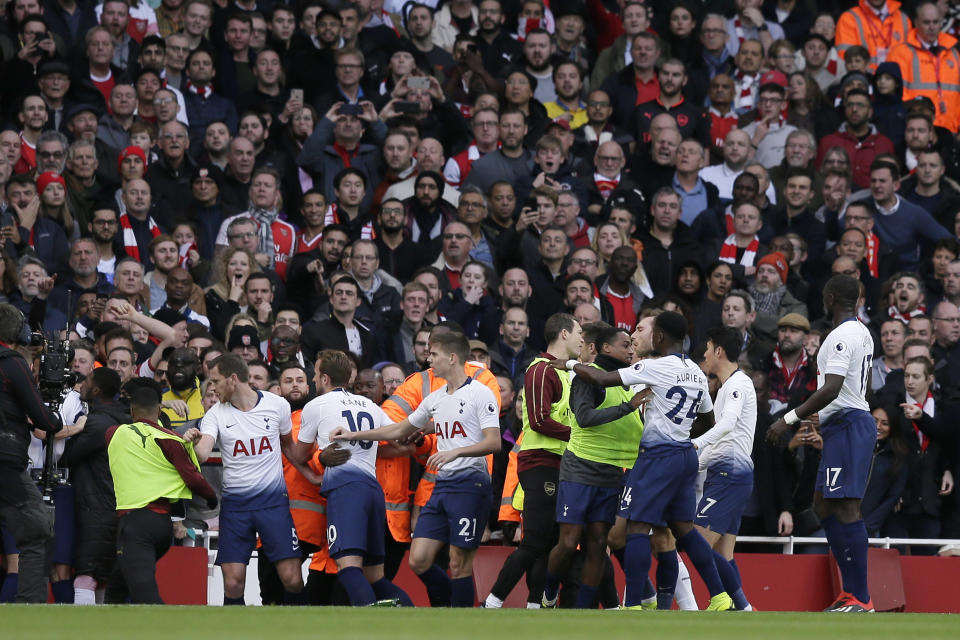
xmin=0 ymin=346 xmax=61 ymax=469
xmin=300 ymin=315 xmax=376 ymax=368
xmin=59 ymin=399 xmax=131 ymax=513
xmin=635 ymin=222 xmax=702 ymax=299
xmin=861 ymin=437 xmax=909 ymax=535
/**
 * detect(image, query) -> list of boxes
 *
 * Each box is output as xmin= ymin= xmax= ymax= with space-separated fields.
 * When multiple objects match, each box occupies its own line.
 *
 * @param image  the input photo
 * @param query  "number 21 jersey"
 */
xmin=618 ymin=354 xmax=713 ymax=445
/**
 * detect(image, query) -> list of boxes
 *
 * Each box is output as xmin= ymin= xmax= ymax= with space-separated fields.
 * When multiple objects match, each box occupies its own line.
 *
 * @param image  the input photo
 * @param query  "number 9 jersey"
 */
xmin=298 ymin=389 xmax=393 ymax=492
xmin=816 ymin=318 xmax=874 ymax=421
xmin=617 ymin=354 xmax=713 ymax=446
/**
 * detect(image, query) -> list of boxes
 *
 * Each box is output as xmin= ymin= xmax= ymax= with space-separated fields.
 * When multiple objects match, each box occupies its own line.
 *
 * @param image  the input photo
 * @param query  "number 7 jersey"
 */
xmin=617 ymin=354 xmax=713 ymax=445
xmin=817 ymin=319 xmax=874 ymax=421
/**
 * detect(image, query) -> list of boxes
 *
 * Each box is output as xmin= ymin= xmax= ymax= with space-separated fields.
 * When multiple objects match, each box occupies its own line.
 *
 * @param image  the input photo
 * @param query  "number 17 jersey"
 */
xmin=617 ymin=354 xmax=713 ymax=446
xmin=817 ymin=319 xmax=873 ymax=421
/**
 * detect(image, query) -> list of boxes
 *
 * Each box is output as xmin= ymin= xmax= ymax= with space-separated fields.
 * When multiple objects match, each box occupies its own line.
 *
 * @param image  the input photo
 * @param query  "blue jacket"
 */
xmin=872 ymin=62 xmax=906 ymax=148
xmin=184 ymin=90 xmax=239 ymax=148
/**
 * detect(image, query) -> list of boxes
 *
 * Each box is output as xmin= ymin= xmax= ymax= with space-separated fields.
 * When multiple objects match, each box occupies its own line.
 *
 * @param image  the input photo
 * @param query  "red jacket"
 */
xmin=815 ymin=125 xmax=895 ymax=189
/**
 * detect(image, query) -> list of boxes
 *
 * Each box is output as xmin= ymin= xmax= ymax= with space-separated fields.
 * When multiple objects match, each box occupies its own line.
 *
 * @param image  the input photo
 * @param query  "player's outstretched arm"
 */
xmin=427 ymin=427 xmax=501 ymax=470
xmin=550 ymin=359 xmax=623 ymax=387
xmin=767 ymin=374 xmax=844 ymax=444
xmin=330 ymin=417 xmax=418 ymax=443
xmin=184 ymin=428 xmax=216 ymax=463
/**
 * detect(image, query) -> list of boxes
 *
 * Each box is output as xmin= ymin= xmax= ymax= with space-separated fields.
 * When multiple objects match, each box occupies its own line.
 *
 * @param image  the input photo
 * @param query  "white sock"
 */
xmin=74 ymin=588 xmax=96 ymax=605
xmin=484 ymin=594 xmax=503 ymax=608
xmin=743 ymin=604 xmax=753 ymax=611
xmin=526 ymin=602 xmax=541 ymax=609
xmin=641 ymin=595 xmax=657 ymax=606
xmin=674 ymin=555 xmax=698 ymax=611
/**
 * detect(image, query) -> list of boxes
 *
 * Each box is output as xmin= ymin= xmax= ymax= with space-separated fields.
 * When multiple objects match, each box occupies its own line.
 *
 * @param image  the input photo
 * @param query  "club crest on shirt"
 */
xmin=486 ymin=402 xmax=497 ymax=414
xmin=732 ymin=390 xmax=739 ymax=399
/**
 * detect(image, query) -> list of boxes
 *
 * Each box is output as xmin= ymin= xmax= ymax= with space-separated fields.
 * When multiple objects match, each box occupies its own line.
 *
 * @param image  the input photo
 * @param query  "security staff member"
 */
xmin=0 ymin=303 xmax=63 ymax=603
xmin=105 ymin=379 xmax=217 ymax=604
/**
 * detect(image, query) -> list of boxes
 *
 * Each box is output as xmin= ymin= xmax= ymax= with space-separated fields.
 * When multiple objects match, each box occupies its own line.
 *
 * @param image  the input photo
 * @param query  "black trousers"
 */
xmin=0 ymin=469 xmax=53 ymax=603
xmin=384 ymin=525 xmax=410 ymax=581
xmin=105 ymin=509 xmax=172 ymax=604
xmin=490 ymin=465 xmax=560 ymax=602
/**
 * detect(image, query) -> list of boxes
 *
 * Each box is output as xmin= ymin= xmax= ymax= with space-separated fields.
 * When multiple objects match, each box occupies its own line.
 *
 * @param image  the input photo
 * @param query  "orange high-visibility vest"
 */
xmin=382 ymin=363 xmax=502 ymax=508
xmin=836 ymin=0 xmax=911 ymax=69
xmin=376 ymin=453 xmax=415 ymax=543
xmin=284 ymin=411 xmax=337 ymax=573
xmin=888 ymin=30 xmax=960 ymax=131
xmin=498 ymin=438 xmax=522 ymax=523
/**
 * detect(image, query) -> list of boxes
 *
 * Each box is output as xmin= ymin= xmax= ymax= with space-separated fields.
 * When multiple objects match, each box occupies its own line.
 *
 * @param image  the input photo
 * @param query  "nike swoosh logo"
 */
xmin=226 ymin=424 xmax=235 ymax=429
xmin=463 ymin=537 xmax=474 ymax=542
xmin=828 ymin=486 xmax=843 ymax=492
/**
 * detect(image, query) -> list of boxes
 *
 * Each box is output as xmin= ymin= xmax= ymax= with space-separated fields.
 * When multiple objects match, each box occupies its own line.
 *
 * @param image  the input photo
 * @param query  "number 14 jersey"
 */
xmin=618 ymin=354 xmax=713 ymax=446
xmin=817 ymin=319 xmax=873 ymax=421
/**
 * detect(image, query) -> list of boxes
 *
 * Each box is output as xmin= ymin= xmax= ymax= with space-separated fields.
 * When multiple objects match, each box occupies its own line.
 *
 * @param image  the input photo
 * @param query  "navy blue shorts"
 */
xmin=695 ymin=465 xmax=753 ymax=535
xmin=619 ymin=444 xmax=698 ymax=525
xmin=413 ymin=475 xmax=492 ymax=550
xmin=325 ymin=481 xmax=386 ymax=565
xmin=817 ymin=409 xmax=876 ymax=500
xmin=1 ymin=525 xmax=17 ymax=554
xmin=216 ymin=502 xmax=300 ymax=565
xmin=557 ymin=481 xmax=620 ymax=525
xmin=52 ymin=485 xmax=75 ymax=565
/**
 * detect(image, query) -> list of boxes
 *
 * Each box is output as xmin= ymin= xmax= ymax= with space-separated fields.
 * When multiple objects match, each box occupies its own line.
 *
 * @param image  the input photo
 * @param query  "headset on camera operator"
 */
xmin=0 ymin=303 xmax=63 ymax=603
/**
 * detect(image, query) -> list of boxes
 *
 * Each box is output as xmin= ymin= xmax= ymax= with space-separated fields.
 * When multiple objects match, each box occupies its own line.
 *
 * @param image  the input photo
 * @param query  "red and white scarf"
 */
xmin=119 ymin=212 xmax=160 ymax=262
xmin=733 ymin=17 xmax=746 ymax=47
xmin=719 ymin=233 xmax=759 ymax=266
xmin=184 ymin=79 xmax=212 ymax=99
xmin=908 ymin=390 xmax=935 ymax=451
xmin=178 ymin=242 xmax=197 ymax=268
xmin=888 ymin=305 xmax=926 ymax=324
xmin=866 ymin=233 xmax=879 ymax=278
xmin=735 ymin=71 xmax=757 ymax=111
xmin=772 ymin=347 xmax=808 ymax=390
xmin=724 ymin=205 xmax=735 ymax=235
xmin=594 ymin=172 xmax=620 ymax=200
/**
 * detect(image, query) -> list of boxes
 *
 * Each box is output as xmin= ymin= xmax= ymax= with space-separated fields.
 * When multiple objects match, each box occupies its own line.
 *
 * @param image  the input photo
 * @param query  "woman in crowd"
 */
xmin=861 ymin=403 xmax=909 ymax=537
xmin=205 ymin=247 xmax=260 ymax=341
xmin=439 ymin=261 xmax=499 ymax=347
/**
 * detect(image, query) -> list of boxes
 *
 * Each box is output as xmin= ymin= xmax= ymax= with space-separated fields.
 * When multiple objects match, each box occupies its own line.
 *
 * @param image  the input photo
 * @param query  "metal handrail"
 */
xmin=736 ymin=535 xmax=960 ymax=554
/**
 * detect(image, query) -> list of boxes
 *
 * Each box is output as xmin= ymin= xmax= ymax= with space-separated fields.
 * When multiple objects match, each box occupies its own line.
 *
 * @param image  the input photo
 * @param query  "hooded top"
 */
xmin=872 ymin=61 xmax=906 ymax=147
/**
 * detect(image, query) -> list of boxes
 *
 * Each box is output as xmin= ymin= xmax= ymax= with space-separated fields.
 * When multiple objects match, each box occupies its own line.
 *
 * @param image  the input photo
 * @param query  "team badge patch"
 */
xmin=487 ymin=402 xmax=497 ymax=414
xmin=544 ymin=482 xmax=556 ymax=496
xmin=835 ymin=341 xmax=846 ymax=352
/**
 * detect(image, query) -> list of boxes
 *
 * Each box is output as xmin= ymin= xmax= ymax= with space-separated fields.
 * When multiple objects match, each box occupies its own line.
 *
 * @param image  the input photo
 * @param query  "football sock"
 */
xmin=484 ymin=593 xmax=504 ymax=608
xmin=0 ymin=573 xmax=18 ymax=603
xmin=676 ymin=530 xmax=724 ymax=597
xmin=338 ymin=566 xmax=376 ymax=606
xmin=655 ymin=551 xmax=678 ymax=610
xmin=821 ymin=516 xmax=851 ymax=593
xmin=574 ymin=584 xmax=598 ymax=609
xmin=674 ymin=558 xmax=698 ymax=610
xmin=640 ymin=576 xmax=656 ymax=603
xmin=372 ymin=578 xmax=413 ymax=607
xmin=51 ymin=579 xmax=74 ymax=603
xmin=712 ymin=551 xmax=748 ymax=610
xmin=526 ymin=602 xmax=541 ymax=609
xmin=416 ymin=564 xmax=451 ymax=607
xmin=623 ymin=533 xmax=652 ymax=607
xmin=450 ymin=576 xmax=475 ymax=607
xmin=542 ymin=570 xmax=561 ymax=603
xmin=223 ymin=596 xmax=245 ymax=605
xmin=283 ymin=590 xmax=307 ymax=606
xmin=840 ymin=519 xmax=871 ymax=603
xmin=73 ymin=575 xmax=97 ymax=606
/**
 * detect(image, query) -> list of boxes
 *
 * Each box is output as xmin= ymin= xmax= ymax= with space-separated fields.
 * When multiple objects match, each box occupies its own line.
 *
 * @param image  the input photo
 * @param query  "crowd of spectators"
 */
xmin=2 ymin=0 xmax=960 ymax=603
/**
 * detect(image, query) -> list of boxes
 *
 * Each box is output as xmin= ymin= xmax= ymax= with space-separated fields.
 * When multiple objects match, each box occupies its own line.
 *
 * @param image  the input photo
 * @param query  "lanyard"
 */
xmin=863 ymin=11 xmax=895 ymax=51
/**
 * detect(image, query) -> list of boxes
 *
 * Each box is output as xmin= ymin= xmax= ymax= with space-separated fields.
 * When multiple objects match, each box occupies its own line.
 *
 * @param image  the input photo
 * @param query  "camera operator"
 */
xmin=0 ymin=303 xmax=63 ymax=603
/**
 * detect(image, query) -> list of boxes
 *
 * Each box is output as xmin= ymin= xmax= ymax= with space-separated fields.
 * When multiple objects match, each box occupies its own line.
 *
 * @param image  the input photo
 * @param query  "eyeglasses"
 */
xmin=229 ymin=232 xmax=257 ymax=239
xmin=383 ymin=378 xmax=404 ymax=386
xmin=934 ymin=316 xmax=960 ymax=323
xmin=474 ymin=121 xmax=497 ymax=128
xmin=38 ymin=150 xmax=65 ymax=158
xmin=443 ymin=233 xmax=470 ymax=240
xmin=352 ymin=254 xmax=377 ymax=262
xmin=597 ymin=155 xmax=621 ymax=163
xmin=271 ymin=337 xmax=299 ymax=345
xmin=460 ymin=201 xmax=485 ymax=209
xmin=160 ymin=132 xmax=187 ymax=140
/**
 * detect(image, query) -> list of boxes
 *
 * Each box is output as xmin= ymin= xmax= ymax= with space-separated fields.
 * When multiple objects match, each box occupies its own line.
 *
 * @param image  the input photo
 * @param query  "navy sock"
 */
xmin=372 ymin=578 xmax=413 ymax=606
xmin=623 ymin=533 xmax=652 ymax=607
xmin=839 ymin=520 xmax=870 ymax=603
xmin=676 ymin=530 xmax=724 ymax=597
xmin=641 ymin=575 xmax=656 ymax=601
xmin=416 ymin=564 xmax=451 ymax=607
xmin=611 ymin=547 xmax=626 ymax=571
xmin=655 ymin=551 xmax=678 ymax=609
xmin=821 ymin=516 xmax=851 ymax=593
xmin=338 ymin=566 xmax=376 ymax=606
xmin=450 ymin=576 xmax=475 ymax=607
xmin=726 ymin=558 xmax=750 ymax=610
xmin=51 ymin=579 xmax=73 ymax=604
xmin=729 ymin=558 xmax=742 ymax=583
xmin=574 ymin=584 xmax=598 ymax=609
xmin=223 ymin=596 xmax=246 ymax=605
xmin=0 ymin=573 xmax=17 ymax=603
xmin=283 ymin=589 xmax=307 ymax=606
xmin=712 ymin=551 xmax=747 ymax=609
xmin=543 ymin=570 xmax=561 ymax=602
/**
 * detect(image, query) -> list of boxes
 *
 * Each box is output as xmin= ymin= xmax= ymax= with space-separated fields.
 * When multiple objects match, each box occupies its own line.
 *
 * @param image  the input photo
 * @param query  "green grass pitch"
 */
xmin=2 ymin=606 xmax=958 ymax=639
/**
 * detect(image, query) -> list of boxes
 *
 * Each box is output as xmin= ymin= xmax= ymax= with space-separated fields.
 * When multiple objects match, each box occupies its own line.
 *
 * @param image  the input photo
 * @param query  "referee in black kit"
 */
xmin=0 ymin=304 xmax=63 ymax=603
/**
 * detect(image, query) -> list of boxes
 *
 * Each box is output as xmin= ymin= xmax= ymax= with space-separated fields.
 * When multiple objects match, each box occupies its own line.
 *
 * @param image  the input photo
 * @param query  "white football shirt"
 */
xmin=408 ymin=378 xmax=500 ymax=479
xmin=618 ymin=354 xmax=713 ymax=445
xmin=200 ymin=390 xmax=292 ymax=505
xmin=693 ymin=369 xmax=757 ymax=471
xmin=817 ymin=319 xmax=873 ymax=421
xmin=298 ymin=388 xmax=392 ymax=489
